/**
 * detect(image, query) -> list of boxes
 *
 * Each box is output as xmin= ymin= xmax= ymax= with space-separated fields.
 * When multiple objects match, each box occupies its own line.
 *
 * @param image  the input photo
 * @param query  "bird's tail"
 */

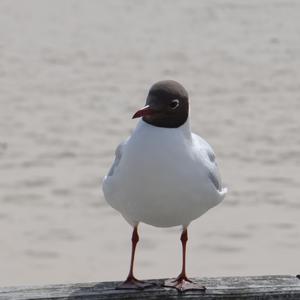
xmin=219 ymin=187 xmax=228 ymax=200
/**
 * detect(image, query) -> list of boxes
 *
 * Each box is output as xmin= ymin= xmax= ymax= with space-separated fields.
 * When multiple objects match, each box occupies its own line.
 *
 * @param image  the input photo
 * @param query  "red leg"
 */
xmin=164 ymin=228 xmax=206 ymax=292
xmin=117 ymin=226 xmax=153 ymax=290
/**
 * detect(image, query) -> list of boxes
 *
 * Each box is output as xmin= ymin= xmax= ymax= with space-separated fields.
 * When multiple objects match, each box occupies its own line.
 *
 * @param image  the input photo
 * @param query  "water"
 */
xmin=0 ymin=0 xmax=299 ymax=286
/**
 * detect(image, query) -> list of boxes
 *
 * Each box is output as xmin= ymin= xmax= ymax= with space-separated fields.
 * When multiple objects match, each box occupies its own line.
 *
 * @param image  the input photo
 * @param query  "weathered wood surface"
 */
xmin=0 ymin=275 xmax=299 ymax=300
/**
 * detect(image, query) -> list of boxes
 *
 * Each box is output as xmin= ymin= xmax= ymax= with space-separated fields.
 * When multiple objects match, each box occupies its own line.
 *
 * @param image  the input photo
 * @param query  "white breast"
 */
xmin=103 ymin=119 xmax=226 ymax=228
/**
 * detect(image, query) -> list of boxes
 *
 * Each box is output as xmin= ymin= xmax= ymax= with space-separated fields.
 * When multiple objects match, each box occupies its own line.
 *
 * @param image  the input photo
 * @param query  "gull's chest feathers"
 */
xmin=103 ymin=120 xmax=222 ymax=227
xmin=122 ymin=121 xmax=193 ymax=180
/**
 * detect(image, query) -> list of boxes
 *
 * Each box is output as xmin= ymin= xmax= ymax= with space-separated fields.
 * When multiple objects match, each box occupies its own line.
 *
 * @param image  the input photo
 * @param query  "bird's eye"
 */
xmin=169 ymin=99 xmax=180 ymax=110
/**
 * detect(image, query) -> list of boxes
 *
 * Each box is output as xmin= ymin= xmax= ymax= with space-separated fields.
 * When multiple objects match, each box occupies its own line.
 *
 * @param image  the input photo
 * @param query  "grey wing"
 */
xmin=207 ymin=150 xmax=222 ymax=191
xmin=107 ymin=141 xmax=126 ymax=177
xmin=197 ymin=136 xmax=222 ymax=191
xmin=206 ymin=148 xmax=223 ymax=191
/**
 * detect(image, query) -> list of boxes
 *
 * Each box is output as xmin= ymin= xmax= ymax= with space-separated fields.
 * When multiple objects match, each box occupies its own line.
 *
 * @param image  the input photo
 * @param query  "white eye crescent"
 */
xmin=169 ymin=99 xmax=180 ymax=109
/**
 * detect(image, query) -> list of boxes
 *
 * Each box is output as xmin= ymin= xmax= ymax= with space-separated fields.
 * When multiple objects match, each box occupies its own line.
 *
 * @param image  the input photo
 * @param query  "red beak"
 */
xmin=132 ymin=105 xmax=156 ymax=119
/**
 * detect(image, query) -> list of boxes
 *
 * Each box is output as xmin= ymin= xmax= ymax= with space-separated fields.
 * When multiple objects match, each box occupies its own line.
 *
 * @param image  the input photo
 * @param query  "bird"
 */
xmin=102 ymin=80 xmax=227 ymax=292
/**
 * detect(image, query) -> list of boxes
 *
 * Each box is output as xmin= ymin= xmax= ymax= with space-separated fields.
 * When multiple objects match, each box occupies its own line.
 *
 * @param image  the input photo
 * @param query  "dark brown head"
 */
xmin=132 ymin=80 xmax=189 ymax=128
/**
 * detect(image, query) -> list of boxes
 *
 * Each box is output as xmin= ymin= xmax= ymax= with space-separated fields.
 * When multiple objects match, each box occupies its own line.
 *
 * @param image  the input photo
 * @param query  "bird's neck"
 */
xmin=138 ymin=118 xmax=192 ymax=139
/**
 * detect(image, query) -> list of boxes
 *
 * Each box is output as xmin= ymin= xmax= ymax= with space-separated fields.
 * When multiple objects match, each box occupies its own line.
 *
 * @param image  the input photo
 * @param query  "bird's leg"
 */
xmin=117 ymin=226 xmax=153 ymax=290
xmin=164 ymin=228 xmax=206 ymax=292
xmin=175 ymin=228 xmax=190 ymax=282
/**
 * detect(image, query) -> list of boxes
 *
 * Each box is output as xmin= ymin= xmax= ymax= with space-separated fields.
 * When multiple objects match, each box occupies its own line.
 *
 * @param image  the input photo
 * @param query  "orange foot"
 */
xmin=116 ymin=276 xmax=155 ymax=290
xmin=164 ymin=275 xmax=206 ymax=293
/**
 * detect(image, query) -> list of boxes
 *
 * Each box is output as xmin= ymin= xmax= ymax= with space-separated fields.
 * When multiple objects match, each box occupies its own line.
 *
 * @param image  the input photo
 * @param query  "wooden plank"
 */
xmin=0 ymin=275 xmax=299 ymax=300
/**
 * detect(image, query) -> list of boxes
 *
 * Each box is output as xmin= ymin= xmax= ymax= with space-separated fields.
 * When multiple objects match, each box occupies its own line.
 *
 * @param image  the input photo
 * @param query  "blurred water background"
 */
xmin=0 ymin=0 xmax=299 ymax=286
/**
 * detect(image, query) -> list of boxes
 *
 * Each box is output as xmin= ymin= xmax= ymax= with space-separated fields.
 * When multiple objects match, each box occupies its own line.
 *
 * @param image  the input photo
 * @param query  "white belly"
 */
xmin=103 ymin=121 xmax=223 ymax=227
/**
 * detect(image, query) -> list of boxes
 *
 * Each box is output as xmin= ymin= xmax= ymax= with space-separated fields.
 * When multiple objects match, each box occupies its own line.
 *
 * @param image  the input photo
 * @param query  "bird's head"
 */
xmin=132 ymin=80 xmax=189 ymax=128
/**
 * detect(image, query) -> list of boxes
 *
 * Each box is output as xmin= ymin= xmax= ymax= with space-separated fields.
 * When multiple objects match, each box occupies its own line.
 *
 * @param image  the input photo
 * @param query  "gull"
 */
xmin=102 ymin=80 xmax=227 ymax=292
